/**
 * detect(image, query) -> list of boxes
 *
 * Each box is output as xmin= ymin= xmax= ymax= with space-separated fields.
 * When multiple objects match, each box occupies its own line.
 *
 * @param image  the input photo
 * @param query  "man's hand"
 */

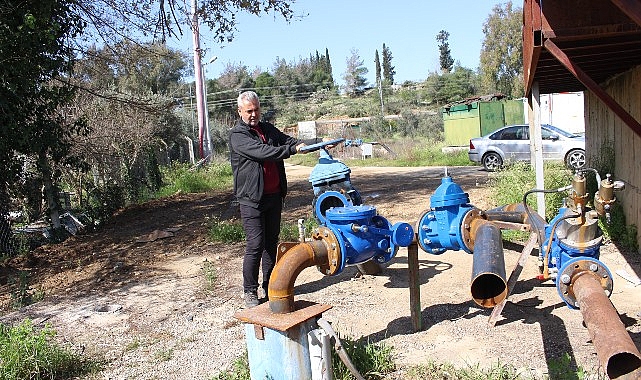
xmin=321 ymin=137 xmax=335 ymax=149
xmin=295 ymin=143 xmax=307 ymax=153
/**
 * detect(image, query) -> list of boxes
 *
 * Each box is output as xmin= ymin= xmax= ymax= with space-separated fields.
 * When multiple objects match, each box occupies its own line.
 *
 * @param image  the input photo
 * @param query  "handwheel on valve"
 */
xmin=298 ymin=138 xmax=345 ymax=153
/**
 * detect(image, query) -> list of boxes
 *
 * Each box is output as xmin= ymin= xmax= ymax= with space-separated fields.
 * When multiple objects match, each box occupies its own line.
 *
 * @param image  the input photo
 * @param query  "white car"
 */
xmin=468 ymin=124 xmax=586 ymax=171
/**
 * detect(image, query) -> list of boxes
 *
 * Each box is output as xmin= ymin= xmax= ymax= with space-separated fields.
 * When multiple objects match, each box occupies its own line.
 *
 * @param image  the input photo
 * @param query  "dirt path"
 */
xmin=1 ymin=164 xmax=640 ymax=379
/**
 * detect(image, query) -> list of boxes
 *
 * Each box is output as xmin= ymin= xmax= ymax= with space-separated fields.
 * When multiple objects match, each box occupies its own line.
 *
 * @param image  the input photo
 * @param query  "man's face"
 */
xmin=238 ymin=99 xmax=261 ymax=127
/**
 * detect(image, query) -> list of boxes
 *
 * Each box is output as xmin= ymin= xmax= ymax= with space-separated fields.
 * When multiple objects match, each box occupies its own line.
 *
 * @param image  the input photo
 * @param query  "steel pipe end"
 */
xmin=471 ymin=273 xmax=507 ymax=308
xmin=607 ymin=352 xmax=641 ymax=379
xmin=268 ymin=296 xmax=295 ymax=314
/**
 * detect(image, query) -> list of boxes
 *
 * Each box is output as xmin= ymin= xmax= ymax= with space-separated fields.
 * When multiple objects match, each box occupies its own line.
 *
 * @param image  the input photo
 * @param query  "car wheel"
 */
xmin=565 ymin=149 xmax=586 ymax=170
xmin=482 ymin=152 xmax=503 ymax=171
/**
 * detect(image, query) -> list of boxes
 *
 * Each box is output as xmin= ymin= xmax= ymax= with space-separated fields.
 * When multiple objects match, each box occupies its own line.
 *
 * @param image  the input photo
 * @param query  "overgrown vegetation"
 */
xmin=156 ymin=161 xmax=233 ymax=197
xmin=588 ymin=140 xmax=638 ymax=250
xmin=331 ymin=334 xmax=396 ymax=380
xmin=488 ymin=162 xmax=572 ymax=221
xmin=0 ymin=319 xmax=102 ymax=379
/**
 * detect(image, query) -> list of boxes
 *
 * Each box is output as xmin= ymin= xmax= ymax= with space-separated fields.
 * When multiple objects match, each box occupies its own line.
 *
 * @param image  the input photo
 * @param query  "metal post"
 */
xmin=408 ymin=241 xmax=422 ymax=331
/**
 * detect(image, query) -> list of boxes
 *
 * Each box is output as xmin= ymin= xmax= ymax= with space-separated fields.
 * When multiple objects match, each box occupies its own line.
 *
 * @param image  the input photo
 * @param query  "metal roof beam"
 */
xmin=611 ymin=0 xmax=641 ymax=27
xmin=543 ymin=39 xmax=641 ymax=138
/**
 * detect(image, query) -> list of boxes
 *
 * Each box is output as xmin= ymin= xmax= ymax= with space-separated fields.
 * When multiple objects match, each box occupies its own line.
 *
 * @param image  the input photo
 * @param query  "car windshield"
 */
xmin=544 ymin=124 xmax=580 ymax=138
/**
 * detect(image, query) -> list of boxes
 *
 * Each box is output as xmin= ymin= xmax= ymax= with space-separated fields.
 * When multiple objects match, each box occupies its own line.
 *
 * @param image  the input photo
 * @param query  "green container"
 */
xmin=442 ymin=99 xmax=525 ymax=146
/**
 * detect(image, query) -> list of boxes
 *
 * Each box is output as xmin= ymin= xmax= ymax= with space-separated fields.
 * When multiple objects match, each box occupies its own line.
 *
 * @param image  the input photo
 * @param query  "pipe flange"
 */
xmin=311 ymin=226 xmax=342 ymax=276
xmin=460 ymin=208 xmax=484 ymax=252
xmin=557 ymin=258 xmax=613 ymax=309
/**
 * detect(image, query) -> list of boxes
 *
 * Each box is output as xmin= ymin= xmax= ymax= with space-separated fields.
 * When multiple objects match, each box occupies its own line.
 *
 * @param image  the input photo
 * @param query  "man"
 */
xmin=228 ymin=91 xmax=312 ymax=308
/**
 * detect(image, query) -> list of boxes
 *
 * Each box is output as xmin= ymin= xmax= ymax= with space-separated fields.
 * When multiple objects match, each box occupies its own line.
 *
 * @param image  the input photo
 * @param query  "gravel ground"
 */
xmin=1 ymin=165 xmax=640 ymax=379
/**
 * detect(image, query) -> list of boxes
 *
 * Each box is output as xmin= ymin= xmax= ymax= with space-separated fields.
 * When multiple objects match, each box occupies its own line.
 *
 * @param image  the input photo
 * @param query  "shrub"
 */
xmin=0 ymin=319 xmax=101 ymax=379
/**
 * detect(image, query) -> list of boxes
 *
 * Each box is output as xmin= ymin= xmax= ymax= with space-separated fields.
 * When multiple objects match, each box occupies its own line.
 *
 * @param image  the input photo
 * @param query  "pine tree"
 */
xmin=343 ymin=48 xmax=368 ymax=96
xmin=436 ymin=30 xmax=454 ymax=73
xmin=382 ymin=43 xmax=395 ymax=84
xmin=375 ymin=50 xmax=382 ymax=85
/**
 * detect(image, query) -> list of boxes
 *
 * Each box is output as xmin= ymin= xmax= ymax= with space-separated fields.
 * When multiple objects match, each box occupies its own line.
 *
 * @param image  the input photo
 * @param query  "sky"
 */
xmin=168 ymin=0 xmax=510 ymax=86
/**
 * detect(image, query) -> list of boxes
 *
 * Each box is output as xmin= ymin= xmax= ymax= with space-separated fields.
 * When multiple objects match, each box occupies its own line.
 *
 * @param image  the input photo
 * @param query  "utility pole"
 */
xmin=201 ymin=56 xmax=217 ymax=158
xmin=191 ymin=0 xmax=208 ymax=160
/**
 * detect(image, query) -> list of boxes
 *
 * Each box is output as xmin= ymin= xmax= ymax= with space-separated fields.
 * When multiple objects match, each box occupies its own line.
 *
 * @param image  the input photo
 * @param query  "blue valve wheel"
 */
xmin=299 ymin=138 xmax=345 ymax=153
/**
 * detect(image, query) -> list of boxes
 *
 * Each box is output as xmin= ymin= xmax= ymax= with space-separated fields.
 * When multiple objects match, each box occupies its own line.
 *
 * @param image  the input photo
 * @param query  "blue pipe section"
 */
xmin=417 ymin=176 xmax=476 ymax=254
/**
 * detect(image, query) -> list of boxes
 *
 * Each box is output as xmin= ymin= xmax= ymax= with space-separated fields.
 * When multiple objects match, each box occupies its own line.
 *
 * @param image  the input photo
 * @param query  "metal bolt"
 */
xmin=560 ymin=274 xmax=571 ymax=284
xmin=423 ymin=238 xmax=432 ymax=245
xmin=422 ymin=225 xmax=429 ymax=231
xmin=331 ymin=243 xmax=336 ymax=250
xmin=589 ymin=263 xmax=599 ymax=272
xmin=332 ymin=259 xmax=337 ymax=266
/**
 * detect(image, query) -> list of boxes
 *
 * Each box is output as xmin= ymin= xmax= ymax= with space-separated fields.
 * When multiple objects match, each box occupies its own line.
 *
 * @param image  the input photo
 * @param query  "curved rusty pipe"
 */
xmin=268 ymin=240 xmax=330 ymax=314
xmin=573 ymin=273 xmax=641 ymax=379
xmin=469 ymin=219 xmax=507 ymax=308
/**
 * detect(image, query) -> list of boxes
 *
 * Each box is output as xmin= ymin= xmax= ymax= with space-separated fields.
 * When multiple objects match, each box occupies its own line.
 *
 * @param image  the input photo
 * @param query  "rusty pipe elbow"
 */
xmin=268 ymin=240 xmax=330 ymax=314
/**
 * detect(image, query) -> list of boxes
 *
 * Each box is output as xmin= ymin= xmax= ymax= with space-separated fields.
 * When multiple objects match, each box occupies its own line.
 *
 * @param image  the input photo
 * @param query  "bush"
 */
xmin=488 ymin=162 xmax=571 ymax=221
xmin=156 ymin=161 xmax=232 ymax=197
xmin=0 ymin=319 xmax=101 ymax=379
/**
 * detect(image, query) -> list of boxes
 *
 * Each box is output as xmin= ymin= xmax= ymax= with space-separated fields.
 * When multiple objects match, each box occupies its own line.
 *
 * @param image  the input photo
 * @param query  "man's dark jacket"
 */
xmin=229 ymin=119 xmax=303 ymax=208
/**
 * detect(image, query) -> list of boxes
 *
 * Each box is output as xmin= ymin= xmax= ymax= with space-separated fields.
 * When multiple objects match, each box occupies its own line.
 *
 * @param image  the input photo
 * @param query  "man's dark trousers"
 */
xmin=239 ymin=193 xmax=282 ymax=294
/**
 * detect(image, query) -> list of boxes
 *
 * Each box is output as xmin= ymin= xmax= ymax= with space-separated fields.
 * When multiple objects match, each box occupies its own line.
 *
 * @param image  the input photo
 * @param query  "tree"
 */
xmin=70 ymin=1 xmax=295 ymax=47
xmin=422 ymin=65 xmax=479 ymax=106
xmin=69 ymin=42 xmax=188 ymax=207
xmin=436 ymin=30 xmax=454 ymax=73
xmin=374 ymin=50 xmax=382 ymax=85
xmin=479 ymin=1 xmax=523 ymax=97
xmin=382 ymin=43 xmax=395 ymax=84
xmin=343 ymin=48 xmax=368 ymax=96
xmin=0 ymin=0 xmax=87 ymax=252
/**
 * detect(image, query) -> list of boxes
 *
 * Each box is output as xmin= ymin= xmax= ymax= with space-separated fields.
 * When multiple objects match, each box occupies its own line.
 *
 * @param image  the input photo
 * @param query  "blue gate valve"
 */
xmin=321 ymin=204 xmax=414 ymax=275
xmin=306 ymin=139 xmax=362 ymax=220
xmin=417 ymin=176 xmax=478 ymax=254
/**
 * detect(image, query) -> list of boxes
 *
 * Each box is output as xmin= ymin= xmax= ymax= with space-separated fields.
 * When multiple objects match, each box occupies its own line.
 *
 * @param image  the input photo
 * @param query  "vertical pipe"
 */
xmin=470 ymin=221 xmax=507 ymax=308
xmin=573 ymin=273 xmax=641 ymax=379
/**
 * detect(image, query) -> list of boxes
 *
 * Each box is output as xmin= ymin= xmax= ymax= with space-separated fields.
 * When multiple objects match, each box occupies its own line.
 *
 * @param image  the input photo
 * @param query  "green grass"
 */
xmin=488 ymin=161 xmax=572 ymax=221
xmin=207 ymin=217 xmax=245 ymax=243
xmin=331 ymin=334 xmax=396 ymax=380
xmin=156 ymin=161 xmax=232 ymax=197
xmin=405 ymin=360 xmax=526 ymax=379
xmin=0 ymin=319 xmax=102 ymax=379
xmin=202 ymin=259 xmax=217 ymax=291
xmin=211 ymin=351 xmax=251 ymax=380
xmin=287 ymin=138 xmax=472 ymax=168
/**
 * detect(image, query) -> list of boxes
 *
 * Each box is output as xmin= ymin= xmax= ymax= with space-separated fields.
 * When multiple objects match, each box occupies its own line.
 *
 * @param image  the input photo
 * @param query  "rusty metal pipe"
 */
xmin=573 ymin=273 xmax=641 ymax=379
xmin=268 ymin=240 xmax=329 ymax=314
xmin=470 ymin=220 xmax=507 ymax=308
xmin=485 ymin=203 xmax=546 ymax=242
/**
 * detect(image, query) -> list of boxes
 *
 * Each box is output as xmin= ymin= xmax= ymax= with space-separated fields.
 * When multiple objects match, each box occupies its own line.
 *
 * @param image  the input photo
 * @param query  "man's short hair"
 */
xmin=237 ymin=91 xmax=260 ymax=108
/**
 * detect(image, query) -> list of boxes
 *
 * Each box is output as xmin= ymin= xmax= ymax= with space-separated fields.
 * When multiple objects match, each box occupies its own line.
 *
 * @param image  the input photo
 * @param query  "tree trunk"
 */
xmin=38 ymin=151 xmax=61 ymax=230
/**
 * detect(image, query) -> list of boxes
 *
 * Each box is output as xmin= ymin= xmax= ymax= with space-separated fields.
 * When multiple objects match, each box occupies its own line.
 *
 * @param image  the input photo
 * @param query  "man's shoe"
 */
xmin=244 ymin=291 xmax=259 ymax=308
